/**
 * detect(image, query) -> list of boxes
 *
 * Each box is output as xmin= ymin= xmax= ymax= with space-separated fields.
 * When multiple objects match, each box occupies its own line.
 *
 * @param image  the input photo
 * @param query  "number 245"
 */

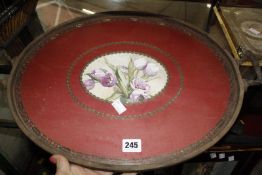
xmin=125 ymin=142 xmax=138 ymax=148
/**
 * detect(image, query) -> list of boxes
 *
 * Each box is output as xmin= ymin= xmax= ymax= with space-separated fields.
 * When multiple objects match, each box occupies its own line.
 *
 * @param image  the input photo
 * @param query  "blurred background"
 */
xmin=0 ymin=0 xmax=262 ymax=174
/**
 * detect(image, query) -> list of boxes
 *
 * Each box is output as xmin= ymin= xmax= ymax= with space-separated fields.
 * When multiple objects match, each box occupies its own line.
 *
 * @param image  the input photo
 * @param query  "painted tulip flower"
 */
xmin=101 ymin=73 xmax=117 ymax=87
xmin=134 ymin=58 xmax=147 ymax=70
xmin=90 ymin=69 xmax=106 ymax=81
xmin=129 ymin=89 xmax=150 ymax=102
xmin=130 ymin=78 xmax=150 ymax=91
xmin=144 ymin=63 xmax=159 ymax=76
xmin=83 ymin=79 xmax=95 ymax=90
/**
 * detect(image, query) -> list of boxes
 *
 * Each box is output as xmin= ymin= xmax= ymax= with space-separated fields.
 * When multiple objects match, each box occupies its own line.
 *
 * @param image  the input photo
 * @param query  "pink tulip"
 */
xmin=90 ymin=69 xmax=106 ymax=81
xmin=134 ymin=58 xmax=147 ymax=70
xmin=144 ymin=63 xmax=159 ymax=76
xmin=129 ymin=89 xmax=150 ymax=102
xmin=83 ymin=79 xmax=95 ymax=90
xmin=101 ymin=73 xmax=117 ymax=87
xmin=130 ymin=78 xmax=150 ymax=91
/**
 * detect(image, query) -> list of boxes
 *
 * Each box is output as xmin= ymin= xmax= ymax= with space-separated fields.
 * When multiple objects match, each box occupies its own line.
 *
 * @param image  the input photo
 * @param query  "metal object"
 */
xmin=215 ymin=6 xmax=262 ymax=66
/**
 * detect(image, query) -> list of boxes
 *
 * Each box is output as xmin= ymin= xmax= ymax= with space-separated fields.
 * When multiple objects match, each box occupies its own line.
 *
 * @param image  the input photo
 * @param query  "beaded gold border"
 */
xmin=79 ymin=51 xmax=169 ymax=105
xmin=66 ymin=41 xmax=183 ymax=119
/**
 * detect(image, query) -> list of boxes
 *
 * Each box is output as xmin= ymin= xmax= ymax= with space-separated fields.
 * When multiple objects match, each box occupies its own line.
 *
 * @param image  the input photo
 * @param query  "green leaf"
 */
xmin=128 ymin=58 xmax=135 ymax=81
xmin=87 ymin=73 xmax=100 ymax=81
xmin=116 ymin=67 xmax=129 ymax=98
xmin=120 ymin=96 xmax=128 ymax=104
xmin=100 ymin=68 xmax=108 ymax=73
xmin=104 ymin=58 xmax=116 ymax=72
xmin=106 ymin=92 xmax=122 ymax=101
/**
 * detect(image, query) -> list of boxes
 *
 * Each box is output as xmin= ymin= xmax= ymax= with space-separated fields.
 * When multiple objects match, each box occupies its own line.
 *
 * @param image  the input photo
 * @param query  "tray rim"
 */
xmin=7 ymin=12 xmax=245 ymax=171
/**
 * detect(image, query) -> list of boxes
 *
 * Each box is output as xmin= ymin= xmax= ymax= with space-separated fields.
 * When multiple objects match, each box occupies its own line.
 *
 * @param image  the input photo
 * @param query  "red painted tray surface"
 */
xmin=9 ymin=14 xmax=243 ymax=171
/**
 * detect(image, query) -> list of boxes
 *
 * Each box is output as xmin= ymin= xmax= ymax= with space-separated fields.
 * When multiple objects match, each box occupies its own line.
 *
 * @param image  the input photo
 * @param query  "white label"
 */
xmin=228 ymin=156 xmax=235 ymax=161
xmin=112 ymin=99 xmax=127 ymax=115
xmin=219 ymin=153 xmax=226 ymax=159
xmin=122 ymin=139 xmax=142 ymax=152
xmin=210 ymin=153 xmax=217 ymax=159
xmin=249 ymin=28 xmax=260 ymax=35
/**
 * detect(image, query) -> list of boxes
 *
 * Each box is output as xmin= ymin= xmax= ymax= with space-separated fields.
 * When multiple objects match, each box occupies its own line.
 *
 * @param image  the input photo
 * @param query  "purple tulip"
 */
xmin=129 ymin=89 xmax=150 ymax=102
xmin=134 ymin=58 xmax=147 ymax=70
xmin=83 ymin=79 xmax=95 ymax=90
xmin=144 ymin=63 xmax=159 ymax=76
xmin=101 ymin=73 xmax=117 ymax=87
xmin=90 ymin=69 xmax=106 ymax=81
xmin=130 ymin=78 xmax=150 ymax=91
